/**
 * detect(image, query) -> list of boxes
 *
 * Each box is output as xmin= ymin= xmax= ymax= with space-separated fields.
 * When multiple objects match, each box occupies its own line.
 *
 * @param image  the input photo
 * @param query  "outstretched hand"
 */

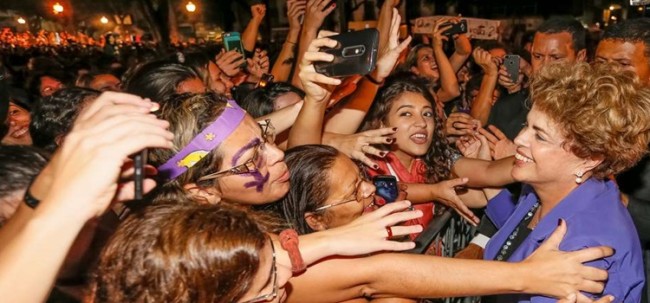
xmin=520 ymin=219 xmax=612 ymax=299
xmin=325 ymin=127 xmax=397 ymax=169
xmin=372 ymin=8 xmax=412 ymax=82
xmin=325 ymin=200 xmax=424 ymax=255
xmin=430 ymin=178 xmax=479 ymax=225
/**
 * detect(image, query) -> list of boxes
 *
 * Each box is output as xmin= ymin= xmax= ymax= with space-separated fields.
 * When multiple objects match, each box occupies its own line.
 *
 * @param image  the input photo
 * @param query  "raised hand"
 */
xmin=431 ymin=17 xmax=453 ymax=49
xmin=298 ymin=32 xmax=342 ymax=104
xmin=43 ymin=92 xmax=173 ymax=220
xmin=215 ymin=49 xmax=245 ymax=77
xmin=247 ymin=48 xmax=270 ymax=78
xmin=250 ymin=3 xmax=267 ymax=23
xmin=372 ymin=8 xmax=412 ymax=82
xmin=303 ymin=0 xmax=336 ymax=31
xmin=287 ymin=0 xmax=306 ymax=30
xmin=473 ymin=47 xmax=499 ymax=76
xmin=478 ymin=125 xmax=516 ymax=160
xmin=445 ymin=112 xmax=481 ymax=137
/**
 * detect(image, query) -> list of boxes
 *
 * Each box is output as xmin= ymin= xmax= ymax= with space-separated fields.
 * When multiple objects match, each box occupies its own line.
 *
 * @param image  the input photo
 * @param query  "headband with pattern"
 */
xmin=158 ymin=100 xmax=245 ymax=181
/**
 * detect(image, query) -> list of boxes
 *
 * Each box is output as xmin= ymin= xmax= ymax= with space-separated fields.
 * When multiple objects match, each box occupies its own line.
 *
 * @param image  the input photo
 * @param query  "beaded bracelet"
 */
xmin=279 ymin=229 xmax=306 ymax=273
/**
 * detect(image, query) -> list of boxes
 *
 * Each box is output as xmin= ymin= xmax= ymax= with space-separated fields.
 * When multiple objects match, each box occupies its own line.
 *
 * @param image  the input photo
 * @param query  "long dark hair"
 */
xmin=362 ymin=72 xmax=453 ymax=183
xmin=270 ymin=144 xmax=340 ymax=235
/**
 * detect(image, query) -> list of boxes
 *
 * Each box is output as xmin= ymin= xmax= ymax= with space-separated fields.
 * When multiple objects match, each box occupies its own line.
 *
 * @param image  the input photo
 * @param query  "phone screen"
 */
xmin=226 ymin=39 xmax=243 ymax=53
xmin=373 ymin=175 xmax=398 ymax=204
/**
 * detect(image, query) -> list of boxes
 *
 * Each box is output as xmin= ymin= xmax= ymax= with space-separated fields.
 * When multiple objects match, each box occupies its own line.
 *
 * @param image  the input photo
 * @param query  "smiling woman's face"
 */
xmin=2 ymin=102 xmax=32 ymax=145
xmin=385 ymin=92 xmax=435 ymax=162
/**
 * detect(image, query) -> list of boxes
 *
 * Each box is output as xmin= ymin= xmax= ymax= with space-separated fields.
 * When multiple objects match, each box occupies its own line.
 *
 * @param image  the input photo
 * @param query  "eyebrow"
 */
xmin=532 ymin=124 xmax=551 ymax=137
xmin=231 ymin=138 xmax=261 ymax=167
xmin=396 ymin=105 xmax=415 ymax=111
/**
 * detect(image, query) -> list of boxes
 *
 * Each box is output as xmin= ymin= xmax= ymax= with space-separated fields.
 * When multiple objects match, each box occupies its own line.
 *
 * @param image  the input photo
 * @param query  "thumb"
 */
xmin=448 ymin=177 xmax=469 ymax=187
xmin=539 ymin=218 xmax=567 ymax=251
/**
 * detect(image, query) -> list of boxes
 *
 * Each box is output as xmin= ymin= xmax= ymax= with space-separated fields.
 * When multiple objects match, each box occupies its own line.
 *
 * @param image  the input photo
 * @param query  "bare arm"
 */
xmin=448 ymin=33 xmax=472 ymax=73
xmin=256 ymin=100 xmax=303 ymax=136
xmin=432 ymin=19 xmax=460 ymax=103
xmin=290 ymin=0 xmax=335 ymax=89
xmin=241 ymin=4 xmax=266 ymax=52
xmin=470 ymin=48 xmax=500 ymax=125
xmin=452 ymin=156 xmax=515 ymax=187
xmin=271 ymin=0 xmax=304 ymax=82
xmin=288 ymin=221 xmax=612 ymax=302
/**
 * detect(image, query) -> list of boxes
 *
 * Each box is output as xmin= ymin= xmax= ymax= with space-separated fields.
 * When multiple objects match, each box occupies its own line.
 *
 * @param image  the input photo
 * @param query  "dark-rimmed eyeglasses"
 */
xmin=198 ymin=119 xmax=275 ymax=182
xmin=314 ymin=173 xmax=373 ymax=212
xmin=240 ymin=239 xmax=278 ymax=303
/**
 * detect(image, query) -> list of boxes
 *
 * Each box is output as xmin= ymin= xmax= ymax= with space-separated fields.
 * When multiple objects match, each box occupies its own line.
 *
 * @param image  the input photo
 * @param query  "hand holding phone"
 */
xmin=440 ymin=19 xmax=468 ymax=36
xmin=222 ymin=32 xmax=246 ymax=58
xmin=503 ymin=54 xmax=520 ymax=82
xmin=373 ymin=175 xmax=399 ymax=204
xmin=313 ymin=28 xmax=379 ymax=78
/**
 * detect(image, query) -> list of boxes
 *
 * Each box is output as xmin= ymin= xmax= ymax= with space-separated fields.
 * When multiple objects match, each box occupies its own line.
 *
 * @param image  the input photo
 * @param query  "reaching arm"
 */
xmin=287 ymin=220 xmax=612 ymax=302
xmin=470 ymin=47 xmax=500 ymax=126
xmin=271 ymin=0 xmax=304 ymax=82
xmin=452 ymin=156 xmax=515 ymax=187
xmin=290 ymin=0 xmax=336 ymax=89
xmin=448 ymin=33 xmax=472 ymax=73
xmin=432 ymin=19 xmax=460 ymax=103
xmin=242 ymin=4 xmax=266 ymax=52
xmin=324 ymin=9 xmax=411 ymax=135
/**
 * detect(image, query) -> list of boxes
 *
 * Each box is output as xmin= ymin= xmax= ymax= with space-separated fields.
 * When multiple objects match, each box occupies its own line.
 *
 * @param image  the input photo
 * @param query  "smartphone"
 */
xmin=373 ymin=175 xmax=399 ymax=204
xmin=314 ymin=28 xmax=379 ymax=78
xmin=133 ymin=149 xmax=147 ymax=200
xmin=441 ymin=19 xmax=468 ymax=36
xmin=222 ymin=32 xmax=245 ymax=56
xmin=503 ymin=54 xmax=520 ymax=81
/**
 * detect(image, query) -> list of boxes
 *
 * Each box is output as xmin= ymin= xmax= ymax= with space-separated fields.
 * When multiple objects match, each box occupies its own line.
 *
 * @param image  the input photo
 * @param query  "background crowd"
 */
xmin=0 ymin=0 xmax=649 ymax=303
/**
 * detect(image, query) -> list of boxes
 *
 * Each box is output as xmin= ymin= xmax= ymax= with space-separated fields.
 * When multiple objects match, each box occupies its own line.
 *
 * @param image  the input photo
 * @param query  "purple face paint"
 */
xmin=230 ymin=137 xmax=270 ymax=192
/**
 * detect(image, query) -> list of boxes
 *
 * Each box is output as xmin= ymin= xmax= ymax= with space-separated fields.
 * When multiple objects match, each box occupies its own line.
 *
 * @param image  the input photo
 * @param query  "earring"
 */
xmin=575 ymin=171 xmax=584 ymax=184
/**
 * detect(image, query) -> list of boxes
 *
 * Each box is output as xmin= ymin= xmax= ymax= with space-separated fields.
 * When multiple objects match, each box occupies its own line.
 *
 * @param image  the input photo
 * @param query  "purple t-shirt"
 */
xmin=484 ymin=178 xmax=644 ymax=303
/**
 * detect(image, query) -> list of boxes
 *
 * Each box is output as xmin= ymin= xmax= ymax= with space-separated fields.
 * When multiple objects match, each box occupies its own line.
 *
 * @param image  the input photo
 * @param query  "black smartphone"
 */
xmin=441 ymin=19 xmax=468 ymax=36
xmin=314 ymin=28 xmax=379 ymax=78
xmin=503 ymin=54 xmax=520 ymax=81
xmin=134 ymin=149 xmax=147 ymax=200
xmin=373 ymin=175 xmax=399 ymax=204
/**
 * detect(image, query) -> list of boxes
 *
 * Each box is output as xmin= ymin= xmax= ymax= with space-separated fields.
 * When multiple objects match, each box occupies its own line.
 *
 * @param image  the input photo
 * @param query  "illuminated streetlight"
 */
xmin=17 ymin=17 xmax=26 ymax=24
xmin=639 ymin=6 xmax=645 ymax=11
xmin=186 ymin=1 xmax=197 ymax=13
xmin=100 ymin=16 xmax=109 ymax=24
xmin=53 ymin=2 xmax=64 ymax=14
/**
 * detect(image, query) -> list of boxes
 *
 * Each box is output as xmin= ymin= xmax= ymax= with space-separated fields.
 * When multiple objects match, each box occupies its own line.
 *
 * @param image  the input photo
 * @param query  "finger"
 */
xmin=478 ymin=127 xmax=499 ymax=143
xmin=306 ymin=71 xmax=342 ymax=86
xmin=380 ymin=209 xmax=424 ymax=227
xmin=453 ymin=199 xmax=479 ymax=225
xmin=356 ymin=154 xmax=378 ymax=169
xmin=78 ymin=92 xmax=153 ymax=121
xmin=577 ymin=280 xmax=605 ymax=295
xmin=539 ymin=219 xmax=567 ymax=250
xmin=361 ymin=200 xmax=412 ymax=221
xmin=387 ymin=224 xmax=424 ymax=238
xmin=317 ymin=30 xmax=338 ymax=39
xmin=487 ymin=125 xmax=508 ymax=140
xmin=558 ymin=293 xmax=577 ymax=303
xmin=381 ymin=240 xmax=417 ymax=251
xmin=363 ymin=127 xmax=398 ymax=137
xmin=362 ymin=145 xmax=384 ymax=158
xmin=114 ymin=179 xmax=157 ymax=202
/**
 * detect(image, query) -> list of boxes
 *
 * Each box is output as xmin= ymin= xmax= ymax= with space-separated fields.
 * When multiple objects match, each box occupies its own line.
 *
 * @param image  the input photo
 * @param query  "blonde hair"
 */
xmin=530 ymin=63 xmax=650 ymax=178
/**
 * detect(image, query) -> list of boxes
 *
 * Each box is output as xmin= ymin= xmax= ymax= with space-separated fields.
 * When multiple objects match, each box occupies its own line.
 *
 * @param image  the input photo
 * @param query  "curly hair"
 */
xmin=90 ymin=204 xmax=268 ymax=303
xmin=530 ymin=62 xmax=650 ymax=178
xmin=362 ymin=72 xmax=453 ymax=183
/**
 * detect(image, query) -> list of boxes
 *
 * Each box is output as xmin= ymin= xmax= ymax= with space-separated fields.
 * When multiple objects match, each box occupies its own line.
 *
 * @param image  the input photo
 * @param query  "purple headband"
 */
xmin=158 ymin=100 xmax=246 ymax=181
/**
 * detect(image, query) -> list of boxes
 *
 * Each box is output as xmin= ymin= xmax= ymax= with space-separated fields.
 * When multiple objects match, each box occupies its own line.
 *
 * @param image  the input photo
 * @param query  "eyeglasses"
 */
xmin=241 ymin=239 xmax=278 ymax=303
xmin=197 ymin=119 xmax=275 ymax=182
xmin=314 ymin=173 xmax=373 ymax=212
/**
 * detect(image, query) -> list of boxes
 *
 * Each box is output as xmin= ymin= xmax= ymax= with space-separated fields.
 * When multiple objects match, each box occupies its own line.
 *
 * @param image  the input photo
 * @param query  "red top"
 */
xmin=366 ymin=152 xmax=435 ymax=240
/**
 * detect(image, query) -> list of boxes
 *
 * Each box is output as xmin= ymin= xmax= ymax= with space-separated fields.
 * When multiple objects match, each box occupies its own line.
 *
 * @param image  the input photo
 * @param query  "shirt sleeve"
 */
xmin=485 ymin=189 xmax=517 ymax=229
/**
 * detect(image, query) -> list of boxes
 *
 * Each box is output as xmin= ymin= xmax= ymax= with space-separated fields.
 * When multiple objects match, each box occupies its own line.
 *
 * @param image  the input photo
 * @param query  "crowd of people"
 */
xmin=0 ymin=0 xmax=649 ymax=302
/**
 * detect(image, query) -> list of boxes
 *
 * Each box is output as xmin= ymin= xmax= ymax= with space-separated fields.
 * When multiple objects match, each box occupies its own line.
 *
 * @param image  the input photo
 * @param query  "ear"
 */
xmin=576 ymin=49 xmax=587 ymax=63
xmin=580 ymin=154 xmax=605 ymax=175
xmin=183 ymin=183 xmax=222 ymax=205
xmin=410 ymin=66 xmax=420 ymax=75
xmin=304 ymin=212 xmax=328 ymax=231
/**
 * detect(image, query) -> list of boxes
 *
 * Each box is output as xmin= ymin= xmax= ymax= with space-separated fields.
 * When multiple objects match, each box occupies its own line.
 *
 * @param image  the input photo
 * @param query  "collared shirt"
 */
xmin=484 ymin=178 xmax=644 ymax=303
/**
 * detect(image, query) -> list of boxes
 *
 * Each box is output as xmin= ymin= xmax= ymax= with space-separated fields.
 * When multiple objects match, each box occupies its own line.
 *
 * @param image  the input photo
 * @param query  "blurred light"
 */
xmin=17 ymin=17 xmax=26 ymax=24
xmin=186 ymin=1 xmax=197 ymax=12
xmin=639 ymin=6 xmax=645 ymax=11
xmin=611 ymin=16 xmax=618 ymax=20
xmin=53 ymin=2 xmax=64 ymax=14
xmin=609 ymin=5 xmax=615 ymax=10
xmin=100 ymin=16 xmax=109 ymax=24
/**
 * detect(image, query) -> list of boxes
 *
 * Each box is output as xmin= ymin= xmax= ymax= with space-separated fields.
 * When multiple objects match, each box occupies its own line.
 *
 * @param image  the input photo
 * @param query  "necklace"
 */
xmin=494 ymin=201 xmax=540 ymax=261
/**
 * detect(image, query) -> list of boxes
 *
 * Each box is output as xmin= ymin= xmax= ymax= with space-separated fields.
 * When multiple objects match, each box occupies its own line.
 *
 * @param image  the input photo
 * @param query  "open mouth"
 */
xmin=410 ymin=132 xmax=428 ymax=144
xmin=514 ymin=152 xmax=533 ymax=163
xmin=11 ymin=127 xmax=28 ymax=138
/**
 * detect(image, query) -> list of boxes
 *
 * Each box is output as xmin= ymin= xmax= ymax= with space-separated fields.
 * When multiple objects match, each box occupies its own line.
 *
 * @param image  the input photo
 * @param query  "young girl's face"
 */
xmin=385 ymin=91 xmax=435 ymax=159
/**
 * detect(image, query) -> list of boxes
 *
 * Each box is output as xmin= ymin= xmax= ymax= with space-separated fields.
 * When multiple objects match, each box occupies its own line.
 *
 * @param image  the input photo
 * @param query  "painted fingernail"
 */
xmin=612 ymin=248 xmax=617 ymax=255
xmin=380 ymin=151 xmax=388 ymax=157
xmin=392 ymin=127 xmax=398 ymax=131
xmin=385 ymin=138 xmax=392 ymax=143
xmin=373 ymin=164 xmax=379 ymax=169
